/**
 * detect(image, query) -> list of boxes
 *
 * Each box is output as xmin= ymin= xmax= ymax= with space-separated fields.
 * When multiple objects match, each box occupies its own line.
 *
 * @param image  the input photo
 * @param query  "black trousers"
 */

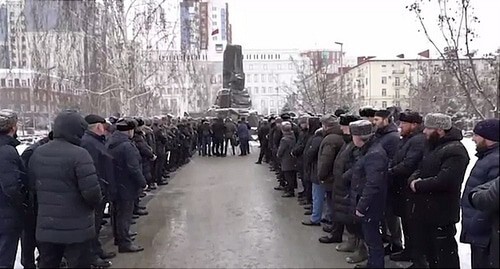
xmin=412 ymin=223 xmax=460 ymax=268
xmin=154 ymin=154 xmax=167 ymax=183
xmin=213 ymin=137 xmax=224 ymax=155
xmin=283 ymin=171 xmax=297 ymax=193
xmin=471 ymin=245 xmax=491 ymax=269
xmin=303 ymin=179 xmax=313 ymax=203
xmin=0 ymin=232 xmax=20 ymax=268
xmin=21 ymin=207 xmax=37 ymax=268
xmin=92 ymin=199 xmax=107 ymax=259
xmin=38 ymin=240 xmax=92 ymax=268
xmin=224 ymin=137 xmax=235 ymax=156
xmin=330 ymin=221 xmax=345 ymax=238
xmin=257 ymin=140 xmax=269 ymax=162
xmin=114 ymin=200 xmax=135 ymax=248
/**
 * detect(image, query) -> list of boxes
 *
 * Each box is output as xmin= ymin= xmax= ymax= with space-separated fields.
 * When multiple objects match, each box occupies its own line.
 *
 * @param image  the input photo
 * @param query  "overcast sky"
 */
xmin=225 ymin=0 xmax=500 ymax=60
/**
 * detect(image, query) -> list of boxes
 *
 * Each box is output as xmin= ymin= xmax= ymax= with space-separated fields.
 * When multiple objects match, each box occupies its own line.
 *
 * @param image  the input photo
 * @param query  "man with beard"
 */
xmin=81 ymin=114 xmax=117 ymax=268
xmin=0 ymin=110 xmax=27 ymax=268
xmin=460 ymin=118 xmax=499 ymax=269
xmin=29 ymin=111 xmax=103 ymax=268
xmin=107 ymin=118 xmax=147 ymax=253
xmin=373 ymin=109 xmax=402 ymax=255
xmin=350 ymin=120 xmax=389 ymax=269
xmin=408 ymin=113 xmax=470 ymax=268
xmin=388 ymin=111 xmax=426 ymax=265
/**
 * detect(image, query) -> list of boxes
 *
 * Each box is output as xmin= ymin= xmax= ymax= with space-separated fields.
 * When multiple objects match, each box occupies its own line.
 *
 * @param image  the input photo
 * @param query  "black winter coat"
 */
xmin=304 ymin=129 xmax=323 ymax=184
xmin=144 ymin=126 xmax=156 ymax=154
xmin=272 ymin=127 xmax=283 ymax=152
xmin=350 ymin=137 xmax=389 ymax=221
xmin=332 ymin=138 xmax=358 ymax=224
xmin=0 ymin=134 xmax=27 ymax=233
xmin=81 ymin=131 xmax=116 ymax=198
xmin=461 ymin=144 xmax=499 ymax=247
xmin=153 ymin=125 xmax=167 ymax=156
xmin=318 ymin=125 xmax=345 ymax=187
xmin=389 ymin=128 xmax=425 ymax=216
xmin=277 ymin=132 xmax=297 ymax=171
xmin=211 ymin=121 xmax=226 ymax=139
xmin=29 ymin=114 xmax=103 ymax=244
xmin=374 ymin=123 xmax=400 ymax=160
xmin=107 ymin=131 xmax=147 ymax=201
xmin=292 ymin=129 xmax=310 ymax=171
xmin=133 ymin=131 xmax=155 ymax=182
xmin=21 ymin=136 xmax=50 ymax=210
xmin=469 ymin=177 xmax=499 ymax=268
xmin=410 ymin=127 xmax=470 ymax=225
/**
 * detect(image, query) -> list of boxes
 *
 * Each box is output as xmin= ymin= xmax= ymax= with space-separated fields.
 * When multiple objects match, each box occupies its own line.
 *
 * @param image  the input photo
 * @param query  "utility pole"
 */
xmin=335 ymin=42 xmax=344 ymax=96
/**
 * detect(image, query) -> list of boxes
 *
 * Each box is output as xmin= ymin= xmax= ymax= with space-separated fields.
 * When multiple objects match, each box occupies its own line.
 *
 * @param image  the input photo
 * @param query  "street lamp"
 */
xmin=335 ymin=42 xmax=344 ymax=95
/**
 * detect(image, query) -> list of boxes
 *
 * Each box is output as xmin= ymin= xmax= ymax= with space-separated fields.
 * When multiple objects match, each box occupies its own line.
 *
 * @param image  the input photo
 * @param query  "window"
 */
xmin=8 ymin=80 xmax=13 ymax=87
xmin=249 ymin=64 xmax=253 ymax=70
xmin=288 ymin=63 xmax=293 ymax=70
xmin=278 ymin=64 xmax=282 ymax=70
xmin=212 ymin=36 xmax=217 ymax=41
xmin=394 ymin=77 xmax=400 ymax=86
xmin=21 ymin=79 xmax=27 ymax=87
xmin=270 ymin=100 xmax=275 ymax=107
xmin=261 ymin=100 xmax=266 ymax=108
xmin=254 ymin=74 xmax=259 ymax=82
xmin=382 ymin=89 xmax=387 ymax=96
xmin=268 ymin=87 xmax=273 ymax=93
xmin=381 ymin=76 xmax=387 ymax=84
xmin=268 ymin=74 xmax=273 ymax=82
xmin=0 ymin=79 xmax=5 ymax=87
xmin=212 ymin=7 xmax=217 ymax=11
xmin=255 ymin=87 xmax=259 ymax=94
xmin=381 ymin=65 xmax=387 ymax=68
xmin=261 ymin=74 xmax=266 ymax=82
xmin=212 ymin=14 xmax=217 ymax=19
xmin=382 ymin=101 xmax=387 ymax=108
xmin=262 ymin=87 xmax=266 ymax=94
xmin=395 ymin=89 xmax=400 ymax=98
xmin=212 ymin=21 xmax=217 ymax=26
xmin=394 ymin=101 xmax=401 ymax=107
xmin=263 ymin=64 xmax=268 ymax=70
xmin=247 ymin=74 xmax=252 ymax=83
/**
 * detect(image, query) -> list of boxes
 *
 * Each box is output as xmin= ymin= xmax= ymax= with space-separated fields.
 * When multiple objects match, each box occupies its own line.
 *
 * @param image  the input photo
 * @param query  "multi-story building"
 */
xmin=242 ymin=49 xmax=301 ymax=115
xmin=180 ymin=0 xmax=231 ymax=61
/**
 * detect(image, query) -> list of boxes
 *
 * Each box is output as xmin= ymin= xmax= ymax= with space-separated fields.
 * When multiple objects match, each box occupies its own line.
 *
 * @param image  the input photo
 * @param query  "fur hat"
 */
xmin=424 ymin=113 xmax=452 ymax=130
xmin=116 ymin=117 xmax=137 ymax=131
xmin=359 ymin=107 xmax=377 ymax=118
xmin=473 ymin=119 xmax=499 ymax=142
xmin=349 ymin=120 xmax=374 ymax=136
xmin=0 ymin=109 xmax=18 ymax=133
xmin=334 ymin=108 xmax=346 ymax=118
xmin=340 ymin=114 xmax=361 ymax=126
xmin=374 ymin=109 xmax=391 ymax=118
xmin=320 ymin=114 xmax=338 ymax=128
xmin=399 ymin=111 xmax=423 ymax=124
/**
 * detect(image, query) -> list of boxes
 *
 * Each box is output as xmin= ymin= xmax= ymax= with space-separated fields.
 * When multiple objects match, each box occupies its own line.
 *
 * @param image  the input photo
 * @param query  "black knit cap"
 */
xmin=340 ymin=114 xmax=361 ymax=126
xmin=334 ymin=109 xmax=346 ymax=118
xmin=374 ymin=109 xmax=391 ymax=118
xmin=280 ymin=113 xmax=291 ymax=120
xmin=399 ymin=111 xmax=423 ymax=124
xmin=84 ymin=114 xmax=106 ymax=125
xmin=134 ymin=117 xmax=145 ymax=127
xmin=359 ymin=107 xmax=376 ymax=118
xmin=115 ymin=117 xmax=137 ymax=131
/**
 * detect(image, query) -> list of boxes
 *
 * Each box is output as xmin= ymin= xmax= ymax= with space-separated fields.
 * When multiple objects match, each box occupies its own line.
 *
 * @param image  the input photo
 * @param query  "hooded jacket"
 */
xmin=0 ymin=134 xmax=27 ymax=233
xmin=107 ymin=131 xmax=147 ymax=201
xmin=29 ymin=112 xmax=102 ymax=244
xmin=410 ymin=127 xmax=470 ymax=225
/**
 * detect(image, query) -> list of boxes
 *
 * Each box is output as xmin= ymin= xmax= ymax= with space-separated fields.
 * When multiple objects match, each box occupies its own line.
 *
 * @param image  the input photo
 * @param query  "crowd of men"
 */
xmin=255 ymin=108 xmax=499 ymax=269
xmin=196 ymin=117 xmax=252 ymax=157
xmin=0 ymin=110 xmax=198 ymax=268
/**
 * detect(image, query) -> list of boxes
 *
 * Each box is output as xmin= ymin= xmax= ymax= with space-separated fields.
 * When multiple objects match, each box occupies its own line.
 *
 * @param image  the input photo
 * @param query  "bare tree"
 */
xmin=407 ymin=0 xmax=499 ymax=119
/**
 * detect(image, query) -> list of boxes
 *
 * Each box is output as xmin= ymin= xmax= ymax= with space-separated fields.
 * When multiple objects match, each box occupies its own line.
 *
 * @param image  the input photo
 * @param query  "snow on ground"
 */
xmin=12 ymin=137 xmax=479 ymax=269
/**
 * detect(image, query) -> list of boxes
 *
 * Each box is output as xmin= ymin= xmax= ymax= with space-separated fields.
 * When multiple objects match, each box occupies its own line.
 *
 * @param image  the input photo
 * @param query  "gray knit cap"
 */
xmin=0 ymin=109 xmax=18 ymax=133
xmin=424 ymin=113 xmax=452 ymax=130
xmin=349 ymin=120 xmax=374 ymax=136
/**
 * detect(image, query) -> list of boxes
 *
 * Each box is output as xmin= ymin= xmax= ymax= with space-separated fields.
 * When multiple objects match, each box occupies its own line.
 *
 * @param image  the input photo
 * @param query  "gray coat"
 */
xmin=277 ymin=132 xmax=297 ymax=172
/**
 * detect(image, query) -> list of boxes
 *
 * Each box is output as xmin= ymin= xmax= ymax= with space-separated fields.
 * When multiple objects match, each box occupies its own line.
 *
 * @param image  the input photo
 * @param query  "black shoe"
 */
xmin=139 ymin=192 xmax=146 ymax=198
xmin=133 ymin=209 xmax=149 ymax=216
xmin=92 ymin=257 xmax=112 ymax=268
xmin=299 ymin=200 xmax=310 ymax=206
xmin=101 ymin=219 xmax=108 ymax=226
xmin=385 ymin=244 xmax=404 ymax=256
xmin=149 ymin=184 xmax=157 ymax=190
xmin=130 ymin=220 xmax=137 ymax=225
xmin=301 ymin=220 xmax=321 ymax=226
xmin=390 ymin=249 xmax=411 ymax=262
xmin=132 ymin=215 xmax=139 ymax=219
xmin=304 ymin=210 xmax=312 ymax=215
xmin=138 ymin=205 xmax=146 ymax=210
xmin=118 ymin=244 xmax=144 ymax=253
xmin=100 ymin=252 xmax=116 ymax=260
xmin=303 ymin=205 xmax=312 ymax=210
xmin=354 ymin=264 xmax=367 ymax=269
xmin=274 ymin=186 xmax=285 ymax=191
xmin=129 ymin=231 xmax=138 ymax=237
xmin=103 ymin=213 xmax=111 ymax=219
xmin=320 ymin=218 xmax=332 ymax=225
xmin=319 ymin=235 xmax=343 ymax=244
xmin=323 ymin=224 xmax=333 ymax=233
xmin=255 ymin=161 xmax=262 ymax=164
xmin=282 ymin=192 xmax=295 ymax=198
xmin=158 ymin=181 xmax=169 ymax=186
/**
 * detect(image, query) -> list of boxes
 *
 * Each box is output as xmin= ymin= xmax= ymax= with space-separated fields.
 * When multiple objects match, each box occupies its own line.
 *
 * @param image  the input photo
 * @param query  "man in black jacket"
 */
xmin=256 ymin=119 xmax=271 ymax=164
xmin=29 ymin=110 xmax=103 ymax=268
xmin=291 ymin=116 xmax=310 ymax=198
xmin=408 ymin=113 xmax=470 ymax=268
xmin=107 ymin=118 xmax=147 ymax=253
xmin=0 ymin=109 xmax=27 ymax=268
xmin=388 ymin=111 xmax=426 ymax=264
xmin=81 ymin=114 xmax=117 ymax=268
xmin=152 ymin=118 xmax=168 ymax=185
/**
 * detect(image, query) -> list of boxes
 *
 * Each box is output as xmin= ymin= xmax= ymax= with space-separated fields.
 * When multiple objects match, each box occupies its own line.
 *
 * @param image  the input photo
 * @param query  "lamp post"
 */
xmin=335 ymin=41 xmax=344 ymax=97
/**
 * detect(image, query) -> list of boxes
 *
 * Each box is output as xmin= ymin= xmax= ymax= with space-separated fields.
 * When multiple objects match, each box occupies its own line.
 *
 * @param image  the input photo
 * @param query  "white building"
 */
xmin=242 ymin=49 xmax=301 ymax=115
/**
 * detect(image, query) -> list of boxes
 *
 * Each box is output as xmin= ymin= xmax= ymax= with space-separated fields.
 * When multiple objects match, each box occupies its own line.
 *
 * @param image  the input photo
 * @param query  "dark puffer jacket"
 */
xmin=374 ymin=123 xmax=400 ymax=160
xmin=318 ymin=124 xmax=345 ymax=188
xmin=460 ymin=144 xmax=499 ymax=247
xmin=350 ymin=137 xmax=389 ymax=221
xmin=410 ymin=127 xmax=470 ymax=225
xmin=29 ymin=112 xmax=102 ymax=244
xmin=107 ymin=131 xmax=147 ymax=201
xmin=304 ymin=129 xmax=323 ymax=184
xmin=291 ymin=128 xmax=311 ymax=172
xmin=133 ymin=130 xmax=155 ymax=183
xmin=469 ymin=177 xmax=499 ymax=268
xmin=277 ymin=132 xmax=297 ymax=171
xmin=389 ymin=127 xmax=426 ymax=216
xmin=0 ymin=134 xmax=26 ymax=233
xmin=332 ymin=137 xmax=358 ymax=224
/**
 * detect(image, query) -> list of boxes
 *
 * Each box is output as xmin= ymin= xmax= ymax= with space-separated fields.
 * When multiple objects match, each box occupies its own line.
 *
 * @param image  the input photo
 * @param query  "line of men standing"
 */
xmin=196 ymin=117 xmax=251 ymax=157
xmin=0 ymin=109 xmax=196 ymax=268
xmin=256 ymin=108 xmax=499 ymax=268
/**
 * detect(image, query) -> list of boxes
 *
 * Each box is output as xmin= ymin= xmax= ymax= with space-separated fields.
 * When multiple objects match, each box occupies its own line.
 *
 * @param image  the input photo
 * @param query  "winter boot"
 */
xmin=346 ymin=239 xmax=368 ymax=264
xmin=337 ymin=233 xmax=358 ymax=253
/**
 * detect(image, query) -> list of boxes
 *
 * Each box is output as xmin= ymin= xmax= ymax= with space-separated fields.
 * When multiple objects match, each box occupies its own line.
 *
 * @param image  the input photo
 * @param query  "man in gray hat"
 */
xmin=349 ymin=119 xmax=389 ymax=268
xmin=0 ymin=109 xmax=27 ymax=268
xmin=408 ymin=113 xmax=470 ymax=268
